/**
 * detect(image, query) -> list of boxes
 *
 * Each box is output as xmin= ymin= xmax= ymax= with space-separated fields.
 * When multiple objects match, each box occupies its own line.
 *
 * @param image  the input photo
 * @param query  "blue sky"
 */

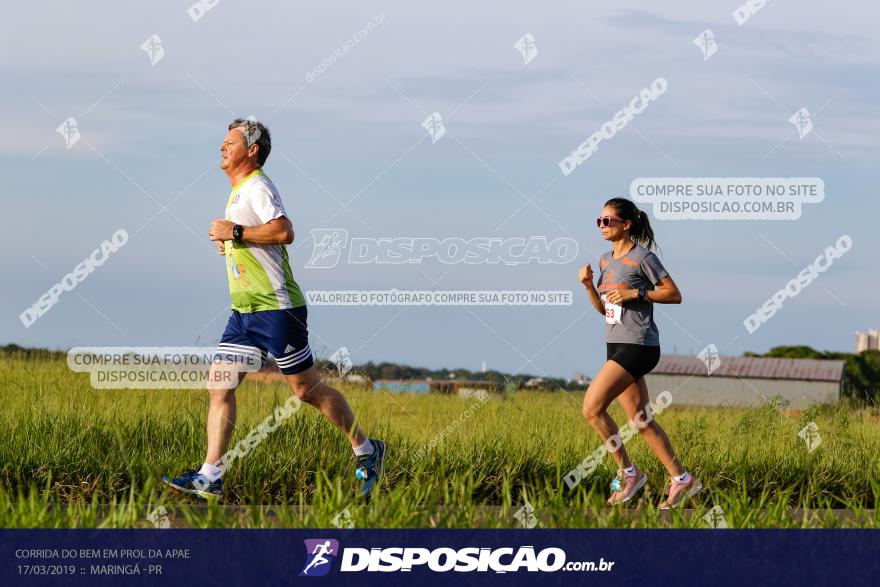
xmin=3 ymin=1 xmax=878 ymax=379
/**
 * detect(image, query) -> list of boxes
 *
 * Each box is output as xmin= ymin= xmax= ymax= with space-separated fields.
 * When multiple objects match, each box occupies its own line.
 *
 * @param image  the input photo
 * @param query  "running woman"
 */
xmin=578 ymin=197 xmax=700 ymax=507
xmin=164 ymin=118 xmax=386 ymax=501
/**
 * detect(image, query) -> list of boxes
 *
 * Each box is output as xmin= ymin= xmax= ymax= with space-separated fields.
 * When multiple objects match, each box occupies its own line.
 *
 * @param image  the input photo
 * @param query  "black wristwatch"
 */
xmin=232 ymin=224 xmax=244 ymax=242
xmin=638 ymin=287 xmax=647 ymax=301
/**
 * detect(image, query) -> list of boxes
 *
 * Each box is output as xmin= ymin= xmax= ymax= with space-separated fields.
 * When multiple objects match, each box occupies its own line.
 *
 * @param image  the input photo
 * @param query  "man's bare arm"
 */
xmin=209 ymin=217 xmax=294 ymax=245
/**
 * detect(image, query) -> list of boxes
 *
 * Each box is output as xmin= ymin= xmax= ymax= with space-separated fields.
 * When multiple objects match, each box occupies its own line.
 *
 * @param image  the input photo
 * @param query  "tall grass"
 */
xmin=1 ymin=356 xmax=878 ymax=528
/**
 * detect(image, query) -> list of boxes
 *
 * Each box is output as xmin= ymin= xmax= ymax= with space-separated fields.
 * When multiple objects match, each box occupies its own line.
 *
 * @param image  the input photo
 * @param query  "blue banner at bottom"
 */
xmin=2 ymin=529 xmax=877 ymax=586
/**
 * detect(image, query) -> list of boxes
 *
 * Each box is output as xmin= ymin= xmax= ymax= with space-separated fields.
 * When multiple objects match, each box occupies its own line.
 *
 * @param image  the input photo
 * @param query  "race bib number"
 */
xmin=601 ymin=294 xmax=623 ymax=325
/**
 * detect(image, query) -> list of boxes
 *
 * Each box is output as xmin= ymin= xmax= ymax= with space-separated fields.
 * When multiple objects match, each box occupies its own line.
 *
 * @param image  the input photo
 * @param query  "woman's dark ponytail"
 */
xmin=633 ymin=209 xmax=657 ymax=252
xmin=604 ymin=197 xmax=658 ymax=252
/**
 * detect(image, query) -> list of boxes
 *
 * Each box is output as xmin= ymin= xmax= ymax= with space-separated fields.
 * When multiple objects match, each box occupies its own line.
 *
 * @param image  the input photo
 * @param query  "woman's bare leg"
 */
xmin=582 ymin=360 xmax=638 ymax=469
xmin=616 ymin=377 xmax=684 ymax=477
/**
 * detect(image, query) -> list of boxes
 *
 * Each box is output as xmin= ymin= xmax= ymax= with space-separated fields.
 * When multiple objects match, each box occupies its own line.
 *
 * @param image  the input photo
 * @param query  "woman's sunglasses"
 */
xmin=596 ymin=216 xmax=625 ymax=228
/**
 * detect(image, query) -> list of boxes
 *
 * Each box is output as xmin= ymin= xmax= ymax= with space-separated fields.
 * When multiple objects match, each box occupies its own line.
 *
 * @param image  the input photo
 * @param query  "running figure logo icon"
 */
xmin=692 ymin=29 xmax=717 ymax=61
xmin=56 ymin=117 xmax=80 ymax=149
xmin=789 ymin=107 xmax=813 ymax=139
xmin=697 ymin=344 xmax=722 ymax=375
xmin=329 ymin=347 xmax=353 ymax=377
xmin=513 ymin=33 xmax=538 ymax=65
xmin=299 ymin=539 xmax=339 ymax=577
xmin=140 ymin=34 xmax=165 ymax=66
xmin=421 ymin=112 xmax=446 ymax=143
xmin=305 ymin=229 xmax=349 ymax=269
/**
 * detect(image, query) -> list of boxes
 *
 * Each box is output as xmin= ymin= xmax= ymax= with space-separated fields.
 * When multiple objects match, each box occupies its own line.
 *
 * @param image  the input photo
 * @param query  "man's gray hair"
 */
xmin=228 ymin=118 xmax=272 ymax=166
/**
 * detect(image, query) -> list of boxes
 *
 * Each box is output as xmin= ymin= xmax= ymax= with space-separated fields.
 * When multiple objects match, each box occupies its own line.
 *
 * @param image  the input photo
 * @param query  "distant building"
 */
xmin=855 ymin=329 xmax=879 ymax=352
xmin=644 ymin=355 xmax=845 ymax=409
xmin=373 ymin=379 xmax=451 ymax=394
xmin=373 ymin=379 xmax=503 ymax=396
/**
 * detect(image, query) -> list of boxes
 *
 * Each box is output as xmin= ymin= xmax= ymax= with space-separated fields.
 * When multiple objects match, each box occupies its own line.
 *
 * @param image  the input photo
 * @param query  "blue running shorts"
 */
xmin=214 ymin=307 xmax=314 ymax=375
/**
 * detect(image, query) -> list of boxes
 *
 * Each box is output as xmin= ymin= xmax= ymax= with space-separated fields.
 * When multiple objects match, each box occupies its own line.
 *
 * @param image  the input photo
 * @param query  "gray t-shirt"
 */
xmin=597 ymin=243 xmax=669 ymax=346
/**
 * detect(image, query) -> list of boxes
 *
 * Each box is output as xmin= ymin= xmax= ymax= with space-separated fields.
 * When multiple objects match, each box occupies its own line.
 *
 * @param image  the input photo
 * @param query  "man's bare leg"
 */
xmin=284 ymin=365 xmax=386 ymax=499
xmin=204 ymin=370 xmax=247 ymax=465
xmin=284 ymin=365 xmax=366 ymax=447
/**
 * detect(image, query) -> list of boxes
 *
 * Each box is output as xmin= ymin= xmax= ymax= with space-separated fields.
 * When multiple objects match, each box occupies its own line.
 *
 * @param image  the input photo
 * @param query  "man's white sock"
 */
xmin=198 ymin=462 xmax=223 ymax=482
xmin=623 ymin=465 xmax=637 ymax=477
xmin=353 ymin=438 xmax=374 ymax=456
xmin=674 ymin=471 xmax=691 ymax=484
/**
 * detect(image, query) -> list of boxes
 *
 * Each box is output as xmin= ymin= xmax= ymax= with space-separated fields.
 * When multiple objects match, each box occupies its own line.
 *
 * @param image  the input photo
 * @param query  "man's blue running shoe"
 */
xmin=162 ymin=469 xmax=223 ymax=501
xmin=355 ymin=439 xmax=386 ymax=501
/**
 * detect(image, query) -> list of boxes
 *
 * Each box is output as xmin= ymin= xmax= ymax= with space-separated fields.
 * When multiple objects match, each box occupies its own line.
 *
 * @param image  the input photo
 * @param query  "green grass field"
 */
xmin=1 ymin=354 xmax=879 ymax=528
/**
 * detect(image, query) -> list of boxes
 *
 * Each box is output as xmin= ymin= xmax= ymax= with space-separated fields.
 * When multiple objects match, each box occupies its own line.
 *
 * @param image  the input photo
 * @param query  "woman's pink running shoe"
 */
xmin=607 ymin=467 xmax=648 ymax=505
xmin=659 ymin=475 xmax=703 ymax=509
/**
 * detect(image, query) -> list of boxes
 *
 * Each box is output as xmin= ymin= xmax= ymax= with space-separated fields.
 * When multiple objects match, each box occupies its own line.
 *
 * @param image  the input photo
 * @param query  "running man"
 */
xmin=302 ymin=541 xmax=335 ymax=575
xmin=578 ymin=197 xmax=700 ymax=508
xmin=163 ymin=118 xmax=386 ymax=501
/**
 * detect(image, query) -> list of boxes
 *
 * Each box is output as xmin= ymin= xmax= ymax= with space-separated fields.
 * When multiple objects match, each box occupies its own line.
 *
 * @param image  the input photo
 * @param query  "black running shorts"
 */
xmin=606 ymin=343 xmax=661 ymax=380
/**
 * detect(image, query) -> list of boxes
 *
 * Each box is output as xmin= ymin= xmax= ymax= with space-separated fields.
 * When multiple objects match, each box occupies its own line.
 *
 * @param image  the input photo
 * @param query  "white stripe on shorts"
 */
xmin=275 ymin=349 xmax=312 ymax=367
xmin=275 ymin=345 xmax=312 ymax=367
xmin=217 ymin=343 xmax=265 ymax=356
xmin=275 ymin=344 xmax=310 ymax=363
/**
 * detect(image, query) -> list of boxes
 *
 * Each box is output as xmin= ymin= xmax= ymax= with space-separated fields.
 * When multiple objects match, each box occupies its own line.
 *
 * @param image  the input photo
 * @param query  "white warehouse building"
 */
xmin=643 ymin=355 xmax=845 ymax=410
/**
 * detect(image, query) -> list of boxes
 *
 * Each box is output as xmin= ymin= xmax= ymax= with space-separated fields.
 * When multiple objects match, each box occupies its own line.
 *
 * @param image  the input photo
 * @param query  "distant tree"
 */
xmin=761 ymin=345 xmax=823 ymax=359
xmin=0 ymin=344 xmax=65 ymax=360
xmin=0 ymin=345 xmax=589 ymax=391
